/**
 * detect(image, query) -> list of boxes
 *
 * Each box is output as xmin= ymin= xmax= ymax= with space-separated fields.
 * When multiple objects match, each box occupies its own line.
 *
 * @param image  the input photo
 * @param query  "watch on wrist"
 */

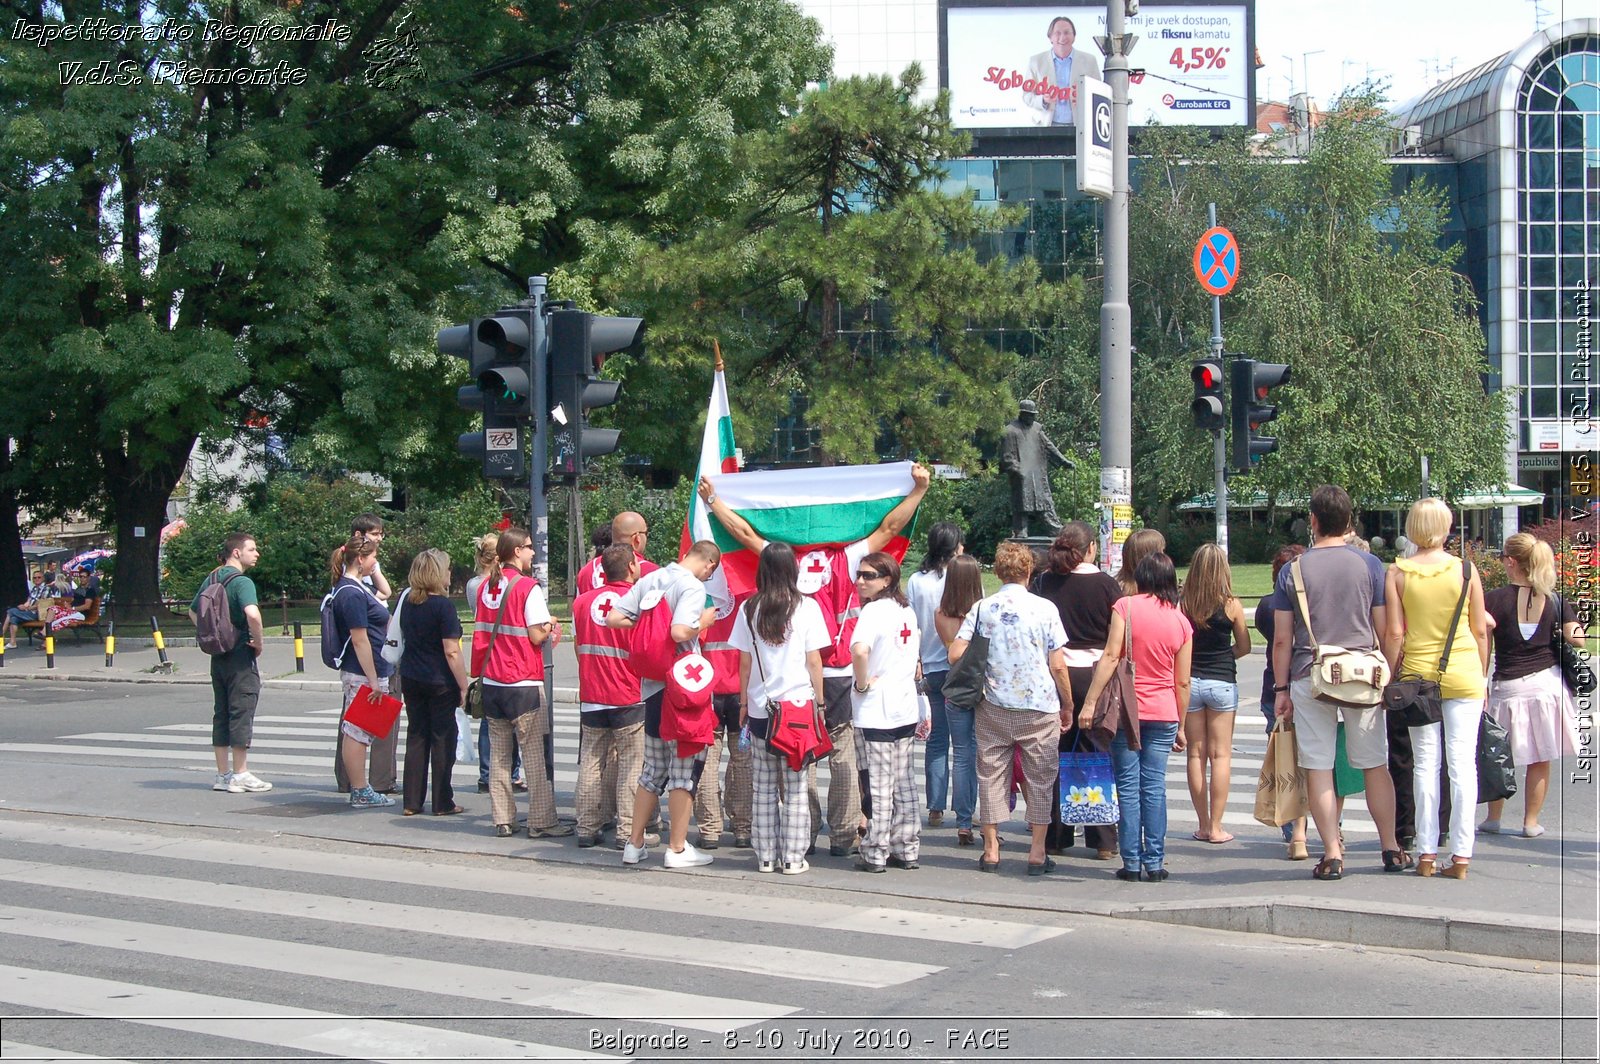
xmin=1274 ymin=684 xmax=1289 ymax=692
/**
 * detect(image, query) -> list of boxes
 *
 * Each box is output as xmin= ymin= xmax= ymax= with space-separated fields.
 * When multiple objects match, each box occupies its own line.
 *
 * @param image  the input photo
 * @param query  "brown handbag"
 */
xmin=1090 ymin=602 xmax=1141 ymax=751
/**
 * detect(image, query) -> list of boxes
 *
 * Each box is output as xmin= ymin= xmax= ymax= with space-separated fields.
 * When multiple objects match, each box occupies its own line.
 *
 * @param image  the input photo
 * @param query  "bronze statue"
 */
xmin=1000 ymin=400 xmax=1073 ymax=538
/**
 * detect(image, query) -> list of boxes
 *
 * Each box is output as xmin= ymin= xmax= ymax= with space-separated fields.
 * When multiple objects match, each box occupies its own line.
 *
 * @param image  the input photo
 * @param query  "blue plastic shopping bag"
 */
xmin=1059 ymin=749 xmax=1119 ymax=825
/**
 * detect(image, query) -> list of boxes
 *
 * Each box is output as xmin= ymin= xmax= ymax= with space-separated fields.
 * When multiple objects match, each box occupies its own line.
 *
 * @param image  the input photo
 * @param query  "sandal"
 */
xmin=957 ymin=828 xmax=975 ymax=847
xmin=1311 ymin=856 xmax=1344 ymax=881
xmin=1382 ymin=848 xmax=1414 ymax=873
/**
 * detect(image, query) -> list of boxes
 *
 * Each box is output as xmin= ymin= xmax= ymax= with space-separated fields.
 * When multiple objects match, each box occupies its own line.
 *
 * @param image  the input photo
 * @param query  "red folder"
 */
xmin=344 ymin=685 xmax=404 ymax=740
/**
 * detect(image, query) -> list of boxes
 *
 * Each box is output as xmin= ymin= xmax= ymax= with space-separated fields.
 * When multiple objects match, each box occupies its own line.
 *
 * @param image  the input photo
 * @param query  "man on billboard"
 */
xmin=1026 ymin=16 xmax=1101 ymax=125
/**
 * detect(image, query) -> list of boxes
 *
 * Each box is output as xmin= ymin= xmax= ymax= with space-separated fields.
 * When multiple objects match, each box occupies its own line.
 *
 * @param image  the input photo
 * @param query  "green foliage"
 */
xmin=1 ymin=0 xmax=832 ymax=612
xmin=380 ymin=486 xmax=505 ymax=594
xmin=163 ymin=478 xmax=381 ymax=602
xmin=543 ymin=458 xmax=691 ymax=598
xmin=1125 ymin=96 xmax=1510 ymax=518
xmin=601 ymin=68 xmax=1075 ymax=474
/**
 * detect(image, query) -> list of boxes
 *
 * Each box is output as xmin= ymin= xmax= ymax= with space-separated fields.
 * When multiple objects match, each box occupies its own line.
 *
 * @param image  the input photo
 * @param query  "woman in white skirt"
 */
xmin=850 ymin=552 xmax=929 ymax=873
xmin=1482 ymin=534 xmax=1585 ymax=839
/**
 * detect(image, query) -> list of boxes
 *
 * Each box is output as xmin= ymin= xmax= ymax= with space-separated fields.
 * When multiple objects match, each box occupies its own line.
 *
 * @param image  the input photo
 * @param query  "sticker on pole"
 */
xmin=1192 ymin=226 xmax=1240 ymax=296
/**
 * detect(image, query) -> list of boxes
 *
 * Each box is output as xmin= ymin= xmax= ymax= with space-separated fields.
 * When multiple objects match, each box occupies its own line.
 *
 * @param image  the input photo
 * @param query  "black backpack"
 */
xmin=195 ymin=569 xmax=242 ymax=655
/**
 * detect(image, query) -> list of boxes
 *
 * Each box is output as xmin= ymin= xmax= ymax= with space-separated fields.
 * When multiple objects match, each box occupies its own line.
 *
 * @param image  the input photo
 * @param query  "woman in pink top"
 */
xmin=1081 ymin=551 xmax=1193 ymax=881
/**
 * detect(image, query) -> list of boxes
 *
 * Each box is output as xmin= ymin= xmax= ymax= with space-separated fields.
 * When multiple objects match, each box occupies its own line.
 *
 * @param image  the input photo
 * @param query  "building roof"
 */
xmin=1393 ymin=19 xmax=1600 ymax=158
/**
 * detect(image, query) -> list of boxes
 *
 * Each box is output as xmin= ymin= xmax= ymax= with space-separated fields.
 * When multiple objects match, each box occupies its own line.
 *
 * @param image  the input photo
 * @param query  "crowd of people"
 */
xmin=188 ymin=482 xmax=1587 ymax=882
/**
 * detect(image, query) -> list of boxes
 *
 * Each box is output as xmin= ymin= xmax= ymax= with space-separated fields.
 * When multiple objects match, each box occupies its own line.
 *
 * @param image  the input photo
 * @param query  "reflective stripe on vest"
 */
xmin=578 ymin=643 xmax=630 ymax=660
xmin=702 ymin=640 xmax=736 ymax=652
xmin=473 ymin=620 xmax=530 ymax=638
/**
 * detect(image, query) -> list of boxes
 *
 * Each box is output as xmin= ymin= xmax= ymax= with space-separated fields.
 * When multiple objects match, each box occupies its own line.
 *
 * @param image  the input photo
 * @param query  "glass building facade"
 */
xmin=1398 ymin=20 xmax=1599 ymax=532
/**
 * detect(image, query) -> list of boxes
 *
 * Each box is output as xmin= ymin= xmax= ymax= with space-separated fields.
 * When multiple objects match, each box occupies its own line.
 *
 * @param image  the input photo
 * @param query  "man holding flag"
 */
xmin=697 ymin=462 xmax=932 ymax=857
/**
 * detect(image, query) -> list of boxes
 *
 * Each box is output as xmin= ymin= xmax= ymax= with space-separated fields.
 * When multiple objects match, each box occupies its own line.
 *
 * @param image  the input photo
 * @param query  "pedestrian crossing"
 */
xmin=0 ymin=818 xmax=1069 ymax=1061
xmin=0 ymin=697 xmax=1377 ymax=838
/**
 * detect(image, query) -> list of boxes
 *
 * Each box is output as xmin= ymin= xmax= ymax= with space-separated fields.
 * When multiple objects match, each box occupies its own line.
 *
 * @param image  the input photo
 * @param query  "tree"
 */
xmin=1126 ymin=96 xmax=1509 ymax=520
xmin=596 ymin=67 xmax=1076 ymax=472
xmin=0 ymin=0 xmax=830 ymax=617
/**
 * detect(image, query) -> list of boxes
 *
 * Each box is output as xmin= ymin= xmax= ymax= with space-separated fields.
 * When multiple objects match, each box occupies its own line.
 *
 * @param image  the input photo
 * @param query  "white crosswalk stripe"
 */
xmin=0 ymin=705 xmax=1379 ymax=834
xmin=0 ymin=820 xmax=1069 ymax=1061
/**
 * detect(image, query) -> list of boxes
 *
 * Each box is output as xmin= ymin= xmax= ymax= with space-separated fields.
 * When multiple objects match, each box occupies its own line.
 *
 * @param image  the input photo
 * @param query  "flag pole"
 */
xmin=713 ymin=338 xmax=723 ymax=373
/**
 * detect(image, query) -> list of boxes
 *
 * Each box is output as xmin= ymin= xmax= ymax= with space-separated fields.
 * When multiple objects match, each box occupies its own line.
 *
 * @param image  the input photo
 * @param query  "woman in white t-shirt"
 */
xmin=730 ymin=542 xmax=830 ymax=875
xmin=850 ymin=552 xmax=929 ymax=873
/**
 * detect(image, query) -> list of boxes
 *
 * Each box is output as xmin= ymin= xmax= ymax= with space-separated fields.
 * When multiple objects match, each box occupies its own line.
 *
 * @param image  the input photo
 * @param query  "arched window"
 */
xmin=1516 ymin=37 xmax=1598 ymax=432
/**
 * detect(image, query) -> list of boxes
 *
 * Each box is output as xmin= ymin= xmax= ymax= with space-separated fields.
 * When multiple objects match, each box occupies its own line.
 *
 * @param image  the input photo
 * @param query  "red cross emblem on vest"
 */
xmin=673 ymin=653 xmax=714 ymax=693
xmin=590 ymin=591 xmax=620 ymax=626
xmin=797 ymin=550 xmax=832 ymax=595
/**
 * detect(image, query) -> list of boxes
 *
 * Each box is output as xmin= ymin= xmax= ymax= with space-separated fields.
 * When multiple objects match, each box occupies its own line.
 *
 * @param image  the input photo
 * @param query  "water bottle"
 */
xmin=738 ymin=724 xmax=751 ymax=751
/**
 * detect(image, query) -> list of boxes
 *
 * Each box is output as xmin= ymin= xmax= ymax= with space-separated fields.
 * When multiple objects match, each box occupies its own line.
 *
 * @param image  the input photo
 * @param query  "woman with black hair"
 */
xmin=1030 ymin=521 xmax=1123 ymax=859
xmin=906 ymin=522 xmax=963 ymax=827
xmin=851 ymin=552 xmax=928 ymax=872
xmin=1081 ymin=551 xmax=1192 ymax=882
xmin=729 ymin=543 xmax=831 ymax=875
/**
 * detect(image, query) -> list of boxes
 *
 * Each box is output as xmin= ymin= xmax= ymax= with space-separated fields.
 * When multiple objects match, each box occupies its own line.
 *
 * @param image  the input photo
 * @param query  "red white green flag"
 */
xmin=700 ymin=461 xmax=921 ymax=601
xmin=681 ymin=349 xmax=740 ymax=603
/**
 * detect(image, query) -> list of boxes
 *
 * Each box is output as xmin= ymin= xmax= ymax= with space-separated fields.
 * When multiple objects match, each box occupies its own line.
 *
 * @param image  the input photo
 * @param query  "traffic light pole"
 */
xmin=527 ymin=275 xmax=555 ymax=779
xmin=1097 ymin=0 xmax=1135 ymax=576
xmin=1207 ymin=203 xmax=1229 ymax=557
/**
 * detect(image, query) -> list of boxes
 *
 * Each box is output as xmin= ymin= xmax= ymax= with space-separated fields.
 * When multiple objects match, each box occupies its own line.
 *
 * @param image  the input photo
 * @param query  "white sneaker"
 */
xmin=226 ymin=771 xmax=272 ymax=793
xmin=211 ymin=773 xmax=232 ymax=792
xmin=622 ymin=841 xmax=651 ymax=865
xmin=663 ymin=843 xmax=714 ymax=869
xmin=781 ymin=858 xmax=810 ymax=876
xmin=757 ymin=859 xmax=777 ymax=873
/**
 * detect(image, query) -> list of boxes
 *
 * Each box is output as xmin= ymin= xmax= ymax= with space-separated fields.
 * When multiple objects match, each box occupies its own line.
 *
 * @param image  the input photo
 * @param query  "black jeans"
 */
xmin=1387 ymin=710 xmax=1449 ymax=844
xmin=401 ymin=677 xmax=460 ymax=814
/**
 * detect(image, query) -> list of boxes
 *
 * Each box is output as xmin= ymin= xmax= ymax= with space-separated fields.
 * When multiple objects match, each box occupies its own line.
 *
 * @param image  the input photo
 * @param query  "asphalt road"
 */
xmin=0 ymin=672 xmax=1595 ymax=1062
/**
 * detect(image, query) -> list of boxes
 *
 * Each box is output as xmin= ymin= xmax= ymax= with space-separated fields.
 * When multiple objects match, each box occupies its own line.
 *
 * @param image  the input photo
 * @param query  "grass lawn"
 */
xmin=982 ymin=562 xmax=1276 ymax=606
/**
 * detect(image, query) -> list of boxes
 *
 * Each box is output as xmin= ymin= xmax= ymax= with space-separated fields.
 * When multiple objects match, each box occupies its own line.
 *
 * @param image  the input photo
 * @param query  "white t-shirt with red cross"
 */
xmin=728 ymin=597 xmax=830 ymax=716
xmin=849 ymin=598 xmax=921 ymax=729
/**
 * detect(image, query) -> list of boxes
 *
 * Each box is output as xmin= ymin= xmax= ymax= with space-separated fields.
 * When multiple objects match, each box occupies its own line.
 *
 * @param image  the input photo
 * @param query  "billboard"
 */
xmin=941 ymin=1 xmax=1254 ymax=132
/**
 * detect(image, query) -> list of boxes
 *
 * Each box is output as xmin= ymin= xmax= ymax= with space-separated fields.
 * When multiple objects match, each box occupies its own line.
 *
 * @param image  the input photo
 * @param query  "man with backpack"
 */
xmin=189 ymin=533 xmax=270 ymax=794
xmin=606 ymin=539 xmax=722 ymax=868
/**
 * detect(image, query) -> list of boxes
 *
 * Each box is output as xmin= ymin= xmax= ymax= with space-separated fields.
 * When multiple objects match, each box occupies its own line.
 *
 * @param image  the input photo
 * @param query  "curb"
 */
xmin=1105 ymin=895 xmax=1597 ymax=965
xmin=0 ymin=671 xmax=584 ymax=703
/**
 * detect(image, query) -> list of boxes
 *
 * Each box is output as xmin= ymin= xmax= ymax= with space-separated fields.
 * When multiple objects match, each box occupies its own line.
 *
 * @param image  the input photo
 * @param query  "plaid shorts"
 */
xmin=637 ymin=733 xmax=703 ymax=795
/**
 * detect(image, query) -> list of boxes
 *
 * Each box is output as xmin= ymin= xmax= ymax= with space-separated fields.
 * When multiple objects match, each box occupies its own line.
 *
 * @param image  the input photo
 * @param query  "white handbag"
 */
xmin=380 ymin=589 xmax=407 ymax=666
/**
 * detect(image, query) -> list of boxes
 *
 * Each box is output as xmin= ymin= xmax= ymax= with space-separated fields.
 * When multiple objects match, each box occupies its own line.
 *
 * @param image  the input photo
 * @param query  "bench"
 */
xmin=22 ymin=597 xmax=106 ymax=646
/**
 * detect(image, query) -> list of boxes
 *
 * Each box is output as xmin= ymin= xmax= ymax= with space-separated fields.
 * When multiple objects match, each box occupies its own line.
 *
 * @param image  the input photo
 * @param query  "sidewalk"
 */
xmin=1 ymin=640 xmax=1595 ymax=967
xmin=0 ymin=635 xmax=585 ymax=697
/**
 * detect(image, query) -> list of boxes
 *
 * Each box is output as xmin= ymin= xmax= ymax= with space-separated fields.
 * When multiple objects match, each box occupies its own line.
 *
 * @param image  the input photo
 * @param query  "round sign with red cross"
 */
xmin=796 ymin=549 xmax=832 ymax=595
xmin=1192 ymin=225 xmax=1241 ymax=296
xmin=672 ymin=653 xmax=715 ymax=693
xmin=589 ymin=590 xmax=622 ymax=626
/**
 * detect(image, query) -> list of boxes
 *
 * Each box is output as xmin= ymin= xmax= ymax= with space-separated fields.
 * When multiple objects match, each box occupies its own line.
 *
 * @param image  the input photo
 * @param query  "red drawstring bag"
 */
xmin=661 ymin=652 xmax=717 ymax=757
xmin=628 ymin=589 xmax=677 ymax=682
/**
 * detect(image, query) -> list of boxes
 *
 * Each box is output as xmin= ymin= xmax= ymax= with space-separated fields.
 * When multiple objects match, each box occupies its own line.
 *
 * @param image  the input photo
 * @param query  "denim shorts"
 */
xmin=1187 ymin=677 xmax=1238 ymax=713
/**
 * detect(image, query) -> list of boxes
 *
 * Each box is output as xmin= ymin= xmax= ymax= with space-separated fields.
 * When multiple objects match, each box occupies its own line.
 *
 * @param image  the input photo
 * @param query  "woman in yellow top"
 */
xmin=1381 ymin=499 xmax=1490 ymax=879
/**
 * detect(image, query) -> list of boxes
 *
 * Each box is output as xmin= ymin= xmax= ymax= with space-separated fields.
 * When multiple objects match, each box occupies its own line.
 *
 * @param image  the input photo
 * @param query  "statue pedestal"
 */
xmin=1004 ymin=535 xmax=1057 ymax=556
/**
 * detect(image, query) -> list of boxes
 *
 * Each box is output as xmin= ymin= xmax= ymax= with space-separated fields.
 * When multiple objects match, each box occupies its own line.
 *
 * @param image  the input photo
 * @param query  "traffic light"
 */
xmin=440 ymin=318 xmax=525 ymax=480
xmin=547 ymin=309 xmax=643 ymax=478
xmin=1230 ymin=358 xmax=1291 ymax=473
xmin=1190 ymin=359 xmax=1224 ymax=431
xmin=475 ymin=310 xmax=534 ymax=418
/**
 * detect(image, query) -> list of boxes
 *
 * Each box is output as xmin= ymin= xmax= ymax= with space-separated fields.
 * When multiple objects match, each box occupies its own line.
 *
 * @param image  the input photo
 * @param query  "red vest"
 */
xmin=573 ymin=581 xmax=641 ymax=707
xmin=576 ymin=555 xmax=658 ymax=594
xmin=701 ymin=596 xmax=745 ymax=695
xmin=797 ymin=547 xmax=861 ymax=669
xmin=470 ymin=569 xmax=545 ymax=684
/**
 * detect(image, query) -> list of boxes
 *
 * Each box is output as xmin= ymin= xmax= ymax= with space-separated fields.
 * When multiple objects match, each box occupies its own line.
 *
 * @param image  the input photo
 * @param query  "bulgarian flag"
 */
xmin=700 ymin=462 xmax=921 ymax=601
xmin=682 ymin=344 xmax=740 ymax=604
